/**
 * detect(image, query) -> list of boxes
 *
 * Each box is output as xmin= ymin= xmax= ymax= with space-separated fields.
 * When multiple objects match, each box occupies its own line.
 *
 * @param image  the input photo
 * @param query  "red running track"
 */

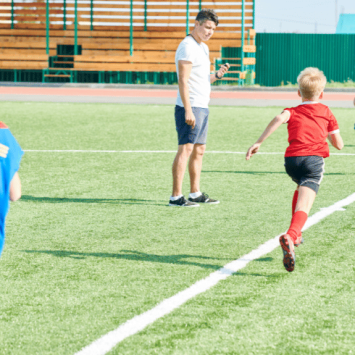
xmin=0 ymin=87 xmax=354 ymax=101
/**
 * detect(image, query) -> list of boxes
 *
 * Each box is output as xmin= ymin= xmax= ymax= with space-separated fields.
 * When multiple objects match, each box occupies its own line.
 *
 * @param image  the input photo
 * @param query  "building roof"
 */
xmin=336 ymin=14 xmax=355 ymax=34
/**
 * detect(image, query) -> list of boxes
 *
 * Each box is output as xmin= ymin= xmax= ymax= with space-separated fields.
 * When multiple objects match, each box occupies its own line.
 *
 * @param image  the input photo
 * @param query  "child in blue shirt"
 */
xmin=0 ymin=122 xmax=23 ymax=256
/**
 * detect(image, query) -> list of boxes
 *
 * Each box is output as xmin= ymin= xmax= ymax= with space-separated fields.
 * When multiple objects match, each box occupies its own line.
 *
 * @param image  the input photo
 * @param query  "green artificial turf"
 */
xmin=0 ymin=102 xmax=354 ymax=355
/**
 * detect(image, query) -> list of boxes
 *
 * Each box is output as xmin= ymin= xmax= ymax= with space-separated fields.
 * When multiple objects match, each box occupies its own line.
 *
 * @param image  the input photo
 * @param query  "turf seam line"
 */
xmin=24 ymin=150 xmax=355 ymax=156
xmin=74 ymin=192 xmax=355 ymax=355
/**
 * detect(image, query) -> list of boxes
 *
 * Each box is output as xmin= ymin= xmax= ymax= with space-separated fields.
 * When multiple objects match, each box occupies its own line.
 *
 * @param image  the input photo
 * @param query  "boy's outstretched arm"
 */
xmin=327 ymin=132 xmax=344 ymax=150
xmin=246 ymin=110 xmax=290 ymax=160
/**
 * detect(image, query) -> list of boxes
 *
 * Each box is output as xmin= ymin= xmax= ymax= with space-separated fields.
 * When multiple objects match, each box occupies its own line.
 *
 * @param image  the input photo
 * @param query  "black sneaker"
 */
xmin=169 ymin=196 xmax=199 ymax=207
xmin=188 ymin=192 xmax=220 ymax=204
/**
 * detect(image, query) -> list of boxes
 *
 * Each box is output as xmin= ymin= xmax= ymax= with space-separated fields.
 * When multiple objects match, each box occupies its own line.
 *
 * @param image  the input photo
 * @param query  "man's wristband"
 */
xmin=215 ymin=72 xmax=222 ymax=80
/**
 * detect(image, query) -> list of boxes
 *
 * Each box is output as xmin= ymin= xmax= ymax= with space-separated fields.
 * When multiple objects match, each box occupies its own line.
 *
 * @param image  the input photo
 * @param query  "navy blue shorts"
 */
xmin=175 ymin=105 xmax=209 ymax=145
xmin=284 ymin=156 xmax=325 ymax=194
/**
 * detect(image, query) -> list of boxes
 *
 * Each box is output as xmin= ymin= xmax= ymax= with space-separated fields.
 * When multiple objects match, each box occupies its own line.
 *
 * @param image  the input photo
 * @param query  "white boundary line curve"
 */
xmin=74 ymin=192 xmax=355 ymax=355
xmin=24 ymin=149 xmax=355 ymax=156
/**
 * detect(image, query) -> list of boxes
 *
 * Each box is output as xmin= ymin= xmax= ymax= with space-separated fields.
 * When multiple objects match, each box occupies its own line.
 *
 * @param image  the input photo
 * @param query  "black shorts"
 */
xmin=284 ymin=156 xmax=325 ymax=194
xmin=175 ymin=105 xmax=209 ymax=145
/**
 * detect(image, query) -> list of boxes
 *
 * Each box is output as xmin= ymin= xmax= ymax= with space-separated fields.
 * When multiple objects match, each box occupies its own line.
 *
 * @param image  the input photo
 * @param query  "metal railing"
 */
xmin=6 ymin=0 xmax=252 ymax=57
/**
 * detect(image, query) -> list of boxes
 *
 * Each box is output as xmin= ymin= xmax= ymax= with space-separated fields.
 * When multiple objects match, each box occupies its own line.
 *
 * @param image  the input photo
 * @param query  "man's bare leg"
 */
xmin=188 ymin=143 xmax=206 ymax=193
xmin=172 ymin=143 xmax=194 ymax=197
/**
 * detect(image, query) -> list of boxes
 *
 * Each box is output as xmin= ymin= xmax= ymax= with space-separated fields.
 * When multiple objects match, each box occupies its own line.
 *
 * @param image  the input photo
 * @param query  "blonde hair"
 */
xmin=297 ymin=67 xmax=327 ymax=100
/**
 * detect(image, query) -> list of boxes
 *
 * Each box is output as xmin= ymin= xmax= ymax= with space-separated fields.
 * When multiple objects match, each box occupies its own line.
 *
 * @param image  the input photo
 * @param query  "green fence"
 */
xmin=255 ymin=33 xmax=355 ymax=86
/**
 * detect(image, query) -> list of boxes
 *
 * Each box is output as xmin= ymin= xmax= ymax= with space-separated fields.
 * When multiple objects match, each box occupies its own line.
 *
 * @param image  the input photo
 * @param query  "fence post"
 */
xmin=241 ymin=0 xmax=245 ymax=85
xmin=90 ymin=0 xmax=93 ymax=31
xmin=74 ymin=0 xmax=78 ymax=55
xmin=144 ymin=0 xmax=147 ymax=31
xmin=130 ymin=0 xmax=133 ymax=55
xmin=63 ymin=0 xmax=66 ymax=30
xmin=253 ymin=0 xmax=255 ymax=29
xmin=11 ymin=0 xmax=14 ymax=29
xmin=46 ymin=0 xmax=49 ymax=55
xmin=186 ymin=0 xmax=189 ymax=36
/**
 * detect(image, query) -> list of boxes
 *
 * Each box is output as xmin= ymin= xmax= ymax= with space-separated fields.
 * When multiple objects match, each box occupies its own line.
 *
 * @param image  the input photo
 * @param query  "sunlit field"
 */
xmin=1 ymin=102 xmax=354 ymax=355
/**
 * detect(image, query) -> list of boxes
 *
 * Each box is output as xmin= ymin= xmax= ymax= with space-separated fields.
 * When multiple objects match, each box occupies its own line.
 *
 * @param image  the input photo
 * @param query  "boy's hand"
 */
xmin=246 ymin=143 xmax=261 ymax=160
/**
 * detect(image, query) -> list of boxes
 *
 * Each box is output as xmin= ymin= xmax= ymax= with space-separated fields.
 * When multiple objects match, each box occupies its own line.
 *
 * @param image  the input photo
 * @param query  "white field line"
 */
xmin=74 ymin=192 xmax=355 ymax=355
xmin=24 ymin=149 xmax=355 ymax=156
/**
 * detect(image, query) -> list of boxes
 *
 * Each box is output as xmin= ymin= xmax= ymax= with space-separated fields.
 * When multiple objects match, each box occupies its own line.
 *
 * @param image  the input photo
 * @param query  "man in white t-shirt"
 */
xmin=169 ymin=9 xmax=230 ymax=207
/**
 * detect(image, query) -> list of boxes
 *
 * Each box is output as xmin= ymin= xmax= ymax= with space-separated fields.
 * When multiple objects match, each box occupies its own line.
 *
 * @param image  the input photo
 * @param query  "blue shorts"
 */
xmin=284 ymin=156 xmax=325 ymax=194
xmin=175 ymin=105 xmax=209 ymax=145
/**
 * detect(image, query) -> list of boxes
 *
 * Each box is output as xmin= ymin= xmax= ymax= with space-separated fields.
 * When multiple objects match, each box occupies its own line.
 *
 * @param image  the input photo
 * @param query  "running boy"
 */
xmin=246 ymin=67 xmax=344 ymax=272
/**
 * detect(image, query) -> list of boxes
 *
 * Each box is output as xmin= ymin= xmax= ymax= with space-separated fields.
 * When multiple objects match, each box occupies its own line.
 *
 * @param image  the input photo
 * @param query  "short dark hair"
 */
xmin=195 ymin=9 xmax=219 ymax=26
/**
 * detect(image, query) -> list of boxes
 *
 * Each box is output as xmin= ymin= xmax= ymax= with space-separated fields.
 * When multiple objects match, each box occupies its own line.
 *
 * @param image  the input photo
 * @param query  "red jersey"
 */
xmin=284 ymin=102 xmax=339 ymax=158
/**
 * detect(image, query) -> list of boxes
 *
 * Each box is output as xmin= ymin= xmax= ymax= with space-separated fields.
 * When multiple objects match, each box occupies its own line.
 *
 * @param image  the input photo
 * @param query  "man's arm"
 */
xmin=210 ymin=63 xmax=230 ymax=84
xmin=178 ymin=60 xmax=195 ymax=129
xmin=10 ymin=172 xmax=21 ymax=201
xmin=246 ymin=110 xmax=290 ymax=160
xmin=327 ymin=132 xmax=344 ymax=150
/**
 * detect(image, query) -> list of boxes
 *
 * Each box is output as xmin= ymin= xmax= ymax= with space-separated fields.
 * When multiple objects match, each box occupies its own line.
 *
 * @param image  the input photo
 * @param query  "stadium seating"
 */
xmin=0 ymin=0 xmax=256 ymax=84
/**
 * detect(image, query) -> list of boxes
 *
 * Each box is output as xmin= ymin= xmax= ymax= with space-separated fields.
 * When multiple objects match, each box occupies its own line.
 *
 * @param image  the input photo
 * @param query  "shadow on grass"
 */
xmin=255 ymin=257 xmax=273 ymax=262
xmin=232 ymin=257 xmax=277 ymax=277
xmin=203 ymin=170 xmax=348 ymax=175
xmin=21 ymin=195 xmax=166 ymax=206
xmin=234 ymin=272 xmax=278 ymax=278
xmin=22 ymin=249 xmax=226 ymax=270
xmin=203 ymin=170 xmax=286 ymax=175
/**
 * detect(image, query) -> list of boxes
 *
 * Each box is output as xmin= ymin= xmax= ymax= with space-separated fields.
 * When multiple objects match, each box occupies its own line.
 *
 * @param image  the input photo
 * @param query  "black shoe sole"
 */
xmin=188 ymin=200 xmax=220 ymax=204
xmin=168 ymin=203 xmax=199 ymax=207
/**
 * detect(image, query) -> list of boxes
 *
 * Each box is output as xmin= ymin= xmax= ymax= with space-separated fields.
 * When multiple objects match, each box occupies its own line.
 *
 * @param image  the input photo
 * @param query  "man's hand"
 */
xmin=246 ymin=143 xmax=261 ymax=160
xmin=185 ymin=110 xmax=196 ymax=129
xmin=217 ymin=63 xmax=230 ymax=78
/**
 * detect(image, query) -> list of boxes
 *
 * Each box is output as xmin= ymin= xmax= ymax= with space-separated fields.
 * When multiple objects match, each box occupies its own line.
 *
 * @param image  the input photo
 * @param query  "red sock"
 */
xmin=287 ymin=211 xmax=308 ymax=242
xmin=292 ymin=190 xmax=299 ymax=215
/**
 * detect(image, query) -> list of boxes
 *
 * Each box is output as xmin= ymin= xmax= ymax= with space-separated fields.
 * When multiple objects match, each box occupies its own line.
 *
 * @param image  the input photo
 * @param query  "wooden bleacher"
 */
xmin=0 ymin=0 xmax=256 ymax=84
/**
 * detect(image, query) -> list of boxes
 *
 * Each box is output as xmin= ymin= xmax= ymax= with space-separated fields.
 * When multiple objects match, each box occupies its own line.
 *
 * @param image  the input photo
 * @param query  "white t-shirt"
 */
xmin=175 ymin=36 xmax=211 ymax=109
